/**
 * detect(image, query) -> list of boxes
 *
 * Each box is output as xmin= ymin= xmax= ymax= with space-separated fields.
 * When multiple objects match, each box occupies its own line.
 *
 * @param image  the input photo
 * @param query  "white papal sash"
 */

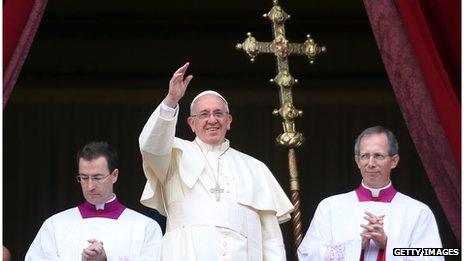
xmin=166 ymin=198 xmax=262 ymax=260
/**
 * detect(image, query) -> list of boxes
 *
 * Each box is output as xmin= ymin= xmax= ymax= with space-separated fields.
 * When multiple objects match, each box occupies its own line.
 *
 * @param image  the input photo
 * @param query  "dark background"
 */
xmin=3 ymin=0 xmax=459 ymax=260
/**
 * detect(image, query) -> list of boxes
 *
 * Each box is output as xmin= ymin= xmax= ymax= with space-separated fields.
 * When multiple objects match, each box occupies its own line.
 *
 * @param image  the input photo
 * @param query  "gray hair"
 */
xmin=189 ymin=90 xmax=229 ymax=115
xmin=354 ymin=126 xmax=399 ymax=156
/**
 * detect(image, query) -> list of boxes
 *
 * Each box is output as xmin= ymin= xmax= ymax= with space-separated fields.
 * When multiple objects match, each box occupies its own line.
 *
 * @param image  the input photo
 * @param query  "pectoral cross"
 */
xmin=210 ymin=183 xmax=224 ymax=202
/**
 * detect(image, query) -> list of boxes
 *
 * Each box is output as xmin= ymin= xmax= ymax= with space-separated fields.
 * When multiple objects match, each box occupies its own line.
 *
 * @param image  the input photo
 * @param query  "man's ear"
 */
xmin=390 ymin=154 xmax=400 ymax=169
xmin=187 ymin=117 xmax=195 ymax=132
xmin=354 ymin=155 xmax=361 ymax=169
xmin=226 ymin=114 xmax=233 ymax=130
xmin=112 ymin=169 xmax=119 ymax=183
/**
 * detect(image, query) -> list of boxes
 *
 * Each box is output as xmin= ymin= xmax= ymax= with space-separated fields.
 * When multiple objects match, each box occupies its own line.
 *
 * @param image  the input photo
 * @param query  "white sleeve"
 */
xmin=134 ymin=220 xmax=163 ymax=261
xmin=25 ymin=219 xmax=61 ymax=261
xmin=139 ymin=103 xmax=178 ymax=184
xmin=260 ymin=211 xmax=286 ymax=261
xmin=160 ymin=101 xmax=178 ymax=119
xmin=297 ymin=201 xmax=361 ymax=261
xmin=297 ymin=202 xmax=330 ymax=260
xmin=409 ymin=207 xmax=444 ymax=261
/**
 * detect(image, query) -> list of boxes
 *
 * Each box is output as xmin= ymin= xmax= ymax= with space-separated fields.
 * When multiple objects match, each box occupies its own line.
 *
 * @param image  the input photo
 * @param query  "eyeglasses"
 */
xmin=358 ymin=153 xmax=392 ymax=162
xmin=191 ymin=111 xmax=228 ymax=120
xmin=76 ymin=173 xmax=112 ymax=183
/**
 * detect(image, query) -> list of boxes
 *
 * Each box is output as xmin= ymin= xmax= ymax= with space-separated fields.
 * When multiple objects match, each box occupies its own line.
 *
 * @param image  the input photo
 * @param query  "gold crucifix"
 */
xmin=235 ymin=0 xmax=326 ymax=255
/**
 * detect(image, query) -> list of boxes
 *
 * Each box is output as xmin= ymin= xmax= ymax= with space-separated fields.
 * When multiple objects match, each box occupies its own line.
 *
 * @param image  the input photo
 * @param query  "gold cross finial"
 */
xmin=236 ymin=2 xmax=326 ymax=148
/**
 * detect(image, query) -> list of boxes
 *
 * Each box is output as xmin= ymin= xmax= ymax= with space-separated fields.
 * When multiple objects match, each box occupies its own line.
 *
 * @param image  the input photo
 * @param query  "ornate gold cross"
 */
xmin=236 ymin=0 xmax=326 ymax=255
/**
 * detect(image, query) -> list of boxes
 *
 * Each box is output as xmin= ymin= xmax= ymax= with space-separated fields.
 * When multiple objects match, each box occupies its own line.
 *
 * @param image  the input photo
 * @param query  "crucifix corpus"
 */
xmin=235 ymin=0 xmax=326 ymax=254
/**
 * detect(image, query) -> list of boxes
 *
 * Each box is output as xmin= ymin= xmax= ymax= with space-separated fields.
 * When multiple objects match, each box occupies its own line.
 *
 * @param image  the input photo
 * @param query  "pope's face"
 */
xmin=78 ymin=156 xmax=118 ymax=205
xmin=355 ymin=133 xmax=399 ymax=188
xmin=187 ymin=94 xmax=232 ymax=146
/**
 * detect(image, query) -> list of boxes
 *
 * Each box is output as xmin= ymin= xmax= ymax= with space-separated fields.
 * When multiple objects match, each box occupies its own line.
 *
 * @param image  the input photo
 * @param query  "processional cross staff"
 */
xmin=235 ymin=0 xmax=326 ymax=254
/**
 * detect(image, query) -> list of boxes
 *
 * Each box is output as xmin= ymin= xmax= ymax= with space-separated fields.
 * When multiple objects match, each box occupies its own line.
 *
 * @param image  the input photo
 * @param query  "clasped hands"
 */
xmin=81 ymin=239 xmax=106 ymax=261
xmin=360 ymin=211 xmax=387 ymax=250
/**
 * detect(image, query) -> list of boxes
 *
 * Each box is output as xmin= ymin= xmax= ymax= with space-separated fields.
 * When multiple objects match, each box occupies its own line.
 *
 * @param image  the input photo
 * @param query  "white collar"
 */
xmin=95 ymin=194 xmax=116 ymax=210
xmin=195 ymin=137 xmax=230 ymax=153
xmin=361 ymin=181 xmax=392 ymax=197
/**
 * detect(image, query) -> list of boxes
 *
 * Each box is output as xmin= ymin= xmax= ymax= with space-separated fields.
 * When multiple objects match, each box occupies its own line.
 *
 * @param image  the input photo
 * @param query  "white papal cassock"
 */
xmin=25 ymin=197 xmax=162 ymax=260
xmin=297 ymin=184 xmax=443 ymax=261
xmin=139 ymin=103 xmax=294 ymax=261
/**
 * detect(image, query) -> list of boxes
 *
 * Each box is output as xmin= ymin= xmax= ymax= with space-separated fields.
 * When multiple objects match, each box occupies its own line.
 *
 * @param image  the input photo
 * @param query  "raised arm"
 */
xmin=139 ymin=62 xmax=193 ymax=184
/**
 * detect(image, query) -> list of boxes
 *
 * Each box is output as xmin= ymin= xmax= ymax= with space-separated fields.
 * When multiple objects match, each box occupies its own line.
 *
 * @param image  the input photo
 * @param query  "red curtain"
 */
xmin=3 ymin=0 xmax=48 ymax=107
xmin=363 ymin=0 xmax=461 ymax=243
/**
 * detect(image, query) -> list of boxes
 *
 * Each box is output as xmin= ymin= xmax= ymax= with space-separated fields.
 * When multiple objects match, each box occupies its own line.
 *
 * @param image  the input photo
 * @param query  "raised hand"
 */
xmin=164 ymin=62 xmax=194 ymax=108
xmin=81 ymin=239 xmax=106 ymax=261
xmin=360 ymin=211 xmax=387 ymax=249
